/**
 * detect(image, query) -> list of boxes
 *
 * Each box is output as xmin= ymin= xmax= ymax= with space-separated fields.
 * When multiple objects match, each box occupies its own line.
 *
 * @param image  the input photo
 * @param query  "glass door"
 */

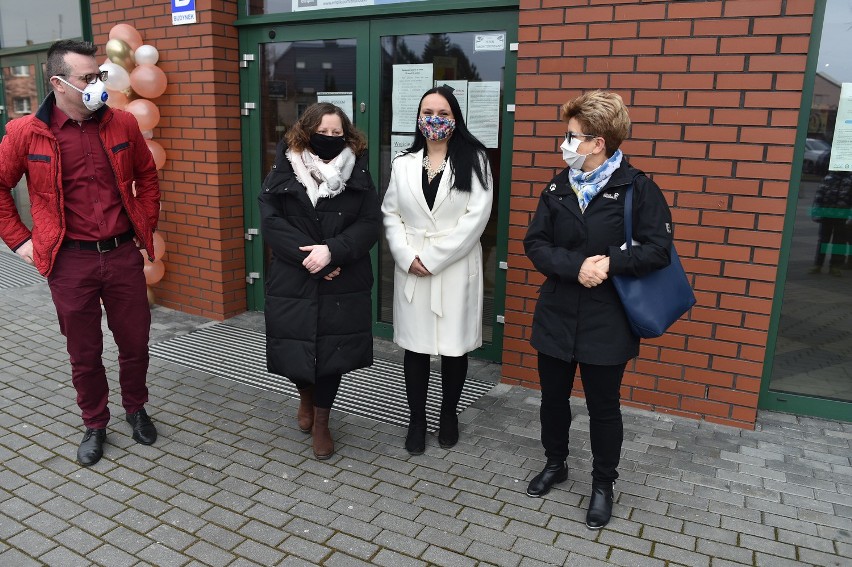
xmin=760 ymin=0 xmax=851 ymax=421
xmin=241 ymin=12 xmax=517 ymax=361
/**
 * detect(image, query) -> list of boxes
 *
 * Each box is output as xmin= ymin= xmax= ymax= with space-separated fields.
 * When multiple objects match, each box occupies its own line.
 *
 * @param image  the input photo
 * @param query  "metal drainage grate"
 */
xmin=150 ymin=324 xmax=495 ymax=431
xmin=0 ymin=251 xmax=45 ymax=290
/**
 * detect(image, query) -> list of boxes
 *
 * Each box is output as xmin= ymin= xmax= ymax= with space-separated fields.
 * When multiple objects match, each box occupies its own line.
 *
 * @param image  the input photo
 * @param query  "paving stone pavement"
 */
xmin=0 ymin=274 xmax=850 ymax=566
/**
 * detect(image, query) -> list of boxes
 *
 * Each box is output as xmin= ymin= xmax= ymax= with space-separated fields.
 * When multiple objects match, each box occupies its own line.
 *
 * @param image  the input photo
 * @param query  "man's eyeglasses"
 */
xmin=565 ymin=131 xmax=597 ymax=145
xmin=57 ymin=71 xmax=108 ymax=84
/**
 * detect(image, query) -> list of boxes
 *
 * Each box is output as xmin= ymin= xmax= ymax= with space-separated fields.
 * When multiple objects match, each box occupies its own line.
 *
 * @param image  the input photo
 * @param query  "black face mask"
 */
xmin=309 ymin=133 xmax=347 ymax=160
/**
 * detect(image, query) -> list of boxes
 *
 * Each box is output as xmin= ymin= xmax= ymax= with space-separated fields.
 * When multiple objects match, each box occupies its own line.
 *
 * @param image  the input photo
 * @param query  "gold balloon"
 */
xmin=106 ymin=38 xmax=135 ymax=71
xmin=146 ymin=286 xmax=156 ymax=307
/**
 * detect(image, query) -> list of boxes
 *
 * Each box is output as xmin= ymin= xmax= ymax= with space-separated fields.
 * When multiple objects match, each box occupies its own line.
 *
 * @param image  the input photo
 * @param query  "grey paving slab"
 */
xmin=0 ymin=273 xmax=850 ymax=566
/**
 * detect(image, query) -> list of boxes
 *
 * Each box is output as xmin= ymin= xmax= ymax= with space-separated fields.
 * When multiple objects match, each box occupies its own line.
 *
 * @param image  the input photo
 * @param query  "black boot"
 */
xmin=438 ymin=410 xmax=459 ymax=449
xmin=586 ymin=482 xmax=614 ymax=529
xmin=404 ymin=350 xmax=430 ymax=456
xmin=405 ymin=418 xmax=426 ymax=455
xmin=526 ymin=459 xmax=568 ymax=497
xmin=438 ymin=354 xmax=466 ymax=449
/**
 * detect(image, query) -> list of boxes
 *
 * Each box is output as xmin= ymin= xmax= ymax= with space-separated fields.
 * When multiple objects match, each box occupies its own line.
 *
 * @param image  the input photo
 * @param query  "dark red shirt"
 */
xmin=50 ymin=104 xmax=131 ymax=241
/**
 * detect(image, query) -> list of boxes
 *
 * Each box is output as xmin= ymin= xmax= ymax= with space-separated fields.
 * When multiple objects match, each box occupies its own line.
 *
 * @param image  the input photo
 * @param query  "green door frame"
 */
xmin=239 ymin=19 xmax=372 ymax=315
xmin=758 ymin=0 xmax=851 ymax=421
xmin=368 ymin=13 xmax=517 ymax=361
xmin=238 ymin=6 xmax=518 ymax=362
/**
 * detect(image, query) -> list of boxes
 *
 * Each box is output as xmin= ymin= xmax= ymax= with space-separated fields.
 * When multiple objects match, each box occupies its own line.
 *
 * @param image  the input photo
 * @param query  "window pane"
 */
xmin=768 ymin=0 xmax=852 ymax=402
xmin=0 ymin=0 xmax=83 ymax=48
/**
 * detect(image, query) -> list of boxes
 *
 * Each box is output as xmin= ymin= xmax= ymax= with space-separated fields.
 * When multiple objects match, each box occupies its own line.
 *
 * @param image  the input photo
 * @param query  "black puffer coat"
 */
xmin=524 ymin=159 xmax=673 ymax=365
xmin=259 ymin=141 xmax=381 ymax=383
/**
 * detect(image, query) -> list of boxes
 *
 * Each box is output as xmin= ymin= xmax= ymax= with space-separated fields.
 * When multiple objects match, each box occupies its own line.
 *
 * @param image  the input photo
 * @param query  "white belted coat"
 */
xmin=382 ymin=149 xmax=493 ymax=356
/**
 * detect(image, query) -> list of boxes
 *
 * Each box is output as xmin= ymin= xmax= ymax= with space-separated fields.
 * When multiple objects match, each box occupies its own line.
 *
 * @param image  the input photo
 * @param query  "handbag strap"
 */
xmin=623 ymin=182 xmax=634 ymax=251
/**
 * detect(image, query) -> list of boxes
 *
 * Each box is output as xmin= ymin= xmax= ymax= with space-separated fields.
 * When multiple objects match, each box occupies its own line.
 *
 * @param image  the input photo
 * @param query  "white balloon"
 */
xmin=134 ymin=45 xmax=160 ymax=66
xmin=100 ymin=62 xmax=130 ymax=92
xmin=141 ymin=129 xmax=154 ymax=139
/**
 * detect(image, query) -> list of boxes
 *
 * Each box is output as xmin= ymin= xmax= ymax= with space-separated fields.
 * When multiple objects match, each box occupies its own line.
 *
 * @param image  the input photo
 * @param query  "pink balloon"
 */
xmin=106 ymin=89 xmax=128 ymax=110
xmin=152 ymin=232 xmax=167 ymax=261
xmin=130 ymin=64 xmax=168 ymax=99
xmin=109 ymin=24 xmax=143 ymax=52
xmin=126 ymin=99 xmax=160 ymax=131
xmin=146 ymin=140 xmax=167 ymax=170
xmin=143 ymin=260 xmax=165 ymax=285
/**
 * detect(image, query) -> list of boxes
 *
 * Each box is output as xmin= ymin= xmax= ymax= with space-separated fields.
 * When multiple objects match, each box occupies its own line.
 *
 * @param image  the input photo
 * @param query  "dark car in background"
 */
xmin=803 ymin=137 xmax=831 ymax=174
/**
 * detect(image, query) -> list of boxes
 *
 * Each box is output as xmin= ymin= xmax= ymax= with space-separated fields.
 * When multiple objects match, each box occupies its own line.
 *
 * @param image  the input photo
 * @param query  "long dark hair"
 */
xmin=401 ymin=86 xmax=490 ymax=192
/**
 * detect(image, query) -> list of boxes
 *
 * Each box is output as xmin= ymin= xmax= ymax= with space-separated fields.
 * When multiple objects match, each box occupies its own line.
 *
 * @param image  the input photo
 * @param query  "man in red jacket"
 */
xmin=0 ymin=40 xmax=161 ymax=466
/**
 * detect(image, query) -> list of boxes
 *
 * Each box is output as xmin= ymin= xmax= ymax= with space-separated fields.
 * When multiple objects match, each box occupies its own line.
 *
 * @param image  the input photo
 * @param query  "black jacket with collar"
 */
xmin=524 ymin=158 xmax=673 ymax=365
xmin=259 ymin=140 xmax=381 ymax=383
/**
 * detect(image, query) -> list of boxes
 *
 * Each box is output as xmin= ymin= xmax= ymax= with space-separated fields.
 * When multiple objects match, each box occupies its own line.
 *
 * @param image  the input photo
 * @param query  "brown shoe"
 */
xmin=312 ymin=407 xmax=334 ymax=460
xmin=297 ymin=388 xmax=314 ymax=433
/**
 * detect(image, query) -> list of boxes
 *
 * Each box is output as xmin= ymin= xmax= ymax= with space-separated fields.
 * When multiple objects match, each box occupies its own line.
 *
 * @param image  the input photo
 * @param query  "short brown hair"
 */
xmin=46 ymin=40 xmax=98 ymax=79
xmin=285 ymin=102 xmax=367 ymax=157
xmin=561 ymin=90 xmax=631 ymax=157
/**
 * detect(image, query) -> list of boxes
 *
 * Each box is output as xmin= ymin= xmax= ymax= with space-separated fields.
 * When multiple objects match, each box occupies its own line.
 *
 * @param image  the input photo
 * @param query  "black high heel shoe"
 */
xmin=405 ymin=420 xmax=426 ymax=455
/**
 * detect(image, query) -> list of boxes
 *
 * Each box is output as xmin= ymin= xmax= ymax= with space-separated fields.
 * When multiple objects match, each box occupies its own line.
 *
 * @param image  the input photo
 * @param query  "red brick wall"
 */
xmin=90 ymin=0 xmax=245 ymax=319
xmin=506 ymin=0 xmax=815 ymax=428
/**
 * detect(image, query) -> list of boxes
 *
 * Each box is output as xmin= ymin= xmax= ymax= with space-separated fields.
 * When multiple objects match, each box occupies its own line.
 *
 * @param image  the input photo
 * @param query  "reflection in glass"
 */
xmin=259 ymin=39 xmax=358 ymax=277
xmin=377 ymin=32 xmax=506 ymax=345
xmin=0 ymin=0 xmax=82 ymax=48
xmin=769 ymin=0 xmax=851 ymax=403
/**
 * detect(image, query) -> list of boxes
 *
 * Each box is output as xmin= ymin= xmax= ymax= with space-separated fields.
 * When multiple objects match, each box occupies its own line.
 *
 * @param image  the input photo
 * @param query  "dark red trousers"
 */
xmin=47 ymin=241 xmax=151 ymax=429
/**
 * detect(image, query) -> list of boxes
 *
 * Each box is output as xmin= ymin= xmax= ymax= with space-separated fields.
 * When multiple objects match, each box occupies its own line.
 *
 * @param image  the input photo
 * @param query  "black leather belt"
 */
xmin=62 ymin=230 xmax=135 ymax=253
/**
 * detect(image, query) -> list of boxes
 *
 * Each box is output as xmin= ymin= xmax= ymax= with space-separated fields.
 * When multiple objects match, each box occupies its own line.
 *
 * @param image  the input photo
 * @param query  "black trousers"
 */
xmin=537 ymin=351 xmax=626 ymax=485
xmin=404 ymin=350 xmax=467 ymax=422
xmin=814 ymin=218 xmax=849 ymax=267
xmin=293 ymin=374 xmax=342 ymax=409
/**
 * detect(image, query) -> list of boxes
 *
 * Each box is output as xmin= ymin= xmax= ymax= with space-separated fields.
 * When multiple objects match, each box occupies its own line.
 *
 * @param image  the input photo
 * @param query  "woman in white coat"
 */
xmin=382 ymin=86 xmax=493 ymax=455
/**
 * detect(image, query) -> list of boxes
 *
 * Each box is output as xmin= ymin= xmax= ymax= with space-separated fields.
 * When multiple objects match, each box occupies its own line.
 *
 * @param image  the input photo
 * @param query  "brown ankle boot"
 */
xmin=312 ymin=407 xmax=334 ymax=460
xmin=297 ymin=388 xmax=314 ymax=433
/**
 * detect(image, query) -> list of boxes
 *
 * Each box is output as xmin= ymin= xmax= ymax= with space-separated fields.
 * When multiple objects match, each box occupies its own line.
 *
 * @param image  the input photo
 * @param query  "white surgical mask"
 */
xmin=561 ymin=137 xmax=592 ymax=170
xmin=54 ymin=76 xmax=108 ymax=111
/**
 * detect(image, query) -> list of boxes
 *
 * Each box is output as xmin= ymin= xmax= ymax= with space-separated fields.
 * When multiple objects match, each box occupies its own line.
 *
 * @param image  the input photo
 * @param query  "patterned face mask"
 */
xmin=418 ymin=115 xmax=456 ymax=141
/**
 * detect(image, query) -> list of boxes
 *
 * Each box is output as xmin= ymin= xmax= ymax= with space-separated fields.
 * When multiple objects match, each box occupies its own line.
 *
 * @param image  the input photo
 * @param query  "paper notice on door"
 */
xmin=392 ymin=64 xmax=433 ymax=132
xmin=474 ymin=33 xmax=506 ymax=52
xmin=317 ymin=92 xmax=354 ymax=124
xmin=434 ymin=80 xmax=468 ymax=120
xmin=391 ymin=135 xmax=415 ymax=157
xmin=467 ymin=82 xmax=501 ymax=148
xmin=829 ymin=83 xmax=852 ymax=171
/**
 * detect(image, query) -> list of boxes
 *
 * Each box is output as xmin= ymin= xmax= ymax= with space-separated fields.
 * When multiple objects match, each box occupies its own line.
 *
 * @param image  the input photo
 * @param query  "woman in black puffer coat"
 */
xmin=259 ymin=103 xmax=381 ymax=460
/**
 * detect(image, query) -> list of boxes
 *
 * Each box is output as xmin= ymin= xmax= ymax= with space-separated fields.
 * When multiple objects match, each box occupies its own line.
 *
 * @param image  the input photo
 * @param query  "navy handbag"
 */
xmin=611 ymin=183 xmax=696 ymax=338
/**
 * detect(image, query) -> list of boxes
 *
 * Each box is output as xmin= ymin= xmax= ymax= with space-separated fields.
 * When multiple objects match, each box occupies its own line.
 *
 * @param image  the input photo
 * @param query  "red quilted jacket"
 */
xmin=0 ymin=93 xmax=160 ymax=276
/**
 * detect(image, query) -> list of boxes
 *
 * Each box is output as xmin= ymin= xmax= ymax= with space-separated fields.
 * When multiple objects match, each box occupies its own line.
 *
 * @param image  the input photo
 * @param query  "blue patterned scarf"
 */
xmin=569 ymin=150 xmax=623 ymax=213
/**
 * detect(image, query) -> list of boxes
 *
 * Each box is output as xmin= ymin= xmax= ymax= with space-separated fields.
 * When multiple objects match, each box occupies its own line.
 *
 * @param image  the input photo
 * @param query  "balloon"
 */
xmin=135 ymin=45 xmax=159 ymax=66
xmin=130 ymin=64 xmax=168 ymax=99
xmin=152 ymin=232 xmax=166 ymax=261
xmin=141 ymin=129 xmax=154 ymax=139
xmin=146 ymin=140 xmax=167 ymax=170
xmin=126 ymin=99 xmax=160 ymax=131
xmin=100 ymin=62 xmax=130 ymax=92
xmin=146 ymin=286 xmax=156 ymax=306
xmin=143 ymin=260 xmax=165 ymax=285
xmin=105 ymin=89 xmax=128 ymax=110
xmin=109 ymin=24 xmax=143 ymax=52
xmin=106 ymin=38 xmax=134 ymax=71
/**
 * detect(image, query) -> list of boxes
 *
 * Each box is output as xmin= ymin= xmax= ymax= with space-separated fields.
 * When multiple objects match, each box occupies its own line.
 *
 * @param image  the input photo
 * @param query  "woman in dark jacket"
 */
xmin=523 ymin=91 xmax=673 ymax=529
xmin=259 ymin=102 xmax=381 ymax=460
